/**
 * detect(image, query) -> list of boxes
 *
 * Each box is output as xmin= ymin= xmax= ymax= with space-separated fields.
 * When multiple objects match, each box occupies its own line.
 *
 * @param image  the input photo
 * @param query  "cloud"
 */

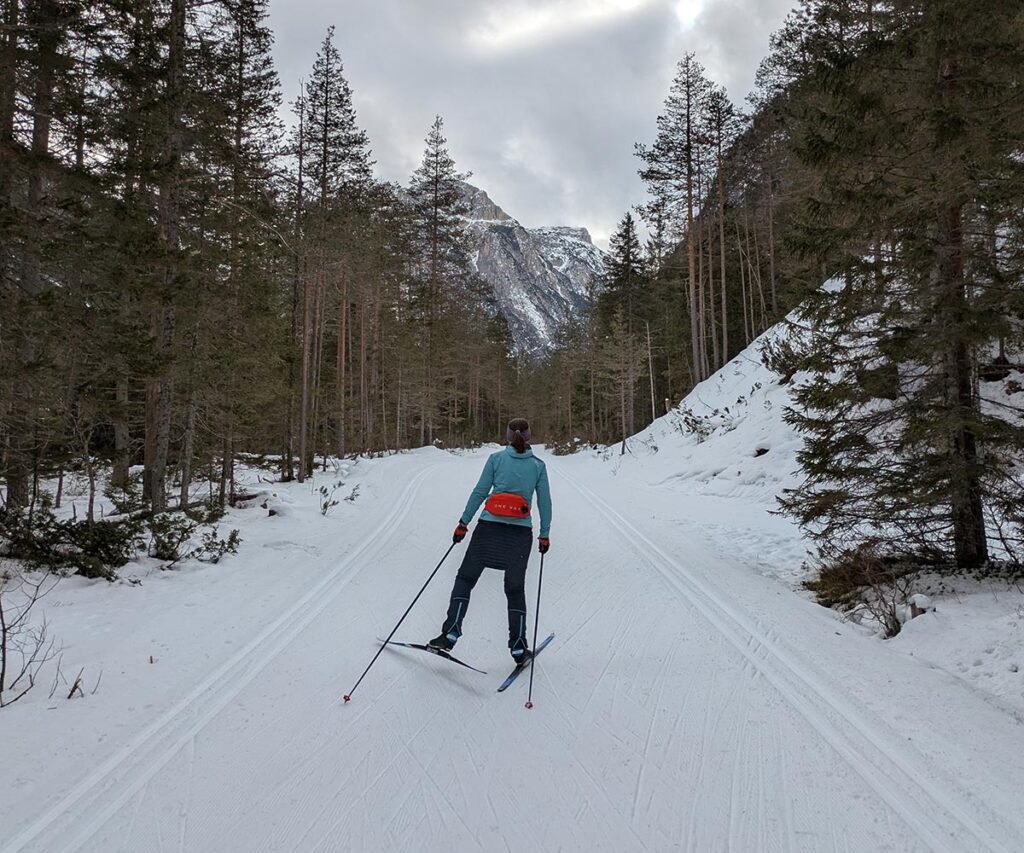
xmin=468 ymin=0 xmax=656 ymax=54
xmin=268 ymin=0 xmax=795 ymax=251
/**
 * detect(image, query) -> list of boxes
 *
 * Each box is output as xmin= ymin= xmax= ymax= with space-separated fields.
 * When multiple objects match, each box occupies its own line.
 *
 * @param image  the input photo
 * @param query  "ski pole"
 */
xmin=343 ymin=540 xmax=458 ymax=703
xmin=524 ymin=550 xmax=545 ymax=710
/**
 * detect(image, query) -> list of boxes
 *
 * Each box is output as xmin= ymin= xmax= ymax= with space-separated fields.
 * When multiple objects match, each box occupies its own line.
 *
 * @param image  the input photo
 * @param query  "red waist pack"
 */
xmin=485 ymin=492 xmax=531 ymax=518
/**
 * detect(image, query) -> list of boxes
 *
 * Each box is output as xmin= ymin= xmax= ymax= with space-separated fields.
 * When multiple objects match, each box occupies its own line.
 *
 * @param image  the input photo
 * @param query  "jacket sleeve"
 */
xmin=535 ymin=462 xmax=552 ymax=538
xmin=460 ymin=455 xmax=495 ymax=524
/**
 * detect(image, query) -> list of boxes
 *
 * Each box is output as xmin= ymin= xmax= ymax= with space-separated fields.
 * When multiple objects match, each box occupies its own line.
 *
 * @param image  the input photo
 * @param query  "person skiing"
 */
xmin=429 ymin=417 xmax=552 ymax=664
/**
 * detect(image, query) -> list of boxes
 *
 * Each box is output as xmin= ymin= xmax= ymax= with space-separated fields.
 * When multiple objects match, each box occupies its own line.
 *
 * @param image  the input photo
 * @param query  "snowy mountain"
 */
xmin=459 ymin=183 xmax=605 ymax=356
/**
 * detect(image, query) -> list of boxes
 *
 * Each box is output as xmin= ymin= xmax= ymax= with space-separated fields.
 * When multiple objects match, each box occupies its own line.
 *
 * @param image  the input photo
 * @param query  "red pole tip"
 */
xmin=343 ymin=695 xmax=351 ymax=703
xmin=524 ymin=701 xmax=533 ymax=709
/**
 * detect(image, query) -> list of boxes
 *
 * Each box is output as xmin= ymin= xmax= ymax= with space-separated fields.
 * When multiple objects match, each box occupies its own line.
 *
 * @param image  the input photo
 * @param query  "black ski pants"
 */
xmin=441 ymin=520 xmax=532 ymax=651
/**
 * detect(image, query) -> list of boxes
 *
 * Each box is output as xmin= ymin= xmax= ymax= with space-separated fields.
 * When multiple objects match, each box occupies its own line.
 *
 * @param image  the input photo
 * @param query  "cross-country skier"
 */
xmin=428 ymin=417 xmax=552 ymax=664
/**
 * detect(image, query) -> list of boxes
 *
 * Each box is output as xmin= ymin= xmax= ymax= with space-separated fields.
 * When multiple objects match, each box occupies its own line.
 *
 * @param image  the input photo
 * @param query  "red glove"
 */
xmin=453 ymin=521 xmax=469 ymax=543
xmin=538 ymin=537 xmax=550 ymax=554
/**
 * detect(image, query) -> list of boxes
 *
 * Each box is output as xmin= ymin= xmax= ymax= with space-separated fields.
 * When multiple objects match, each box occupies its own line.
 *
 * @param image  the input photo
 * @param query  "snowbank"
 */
xmin=564 ymin=318 xmax=1024 ymax=716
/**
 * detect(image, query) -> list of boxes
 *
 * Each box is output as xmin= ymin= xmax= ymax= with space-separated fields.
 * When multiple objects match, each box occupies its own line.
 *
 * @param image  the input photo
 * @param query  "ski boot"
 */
xmin=510 ymin=641 xmax=533 ymax=667
xmin=427 ymin=632 xmax=456 ymax=652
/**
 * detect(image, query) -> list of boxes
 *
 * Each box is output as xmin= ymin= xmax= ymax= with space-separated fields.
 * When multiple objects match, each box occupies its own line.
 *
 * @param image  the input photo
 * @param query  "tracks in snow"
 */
xmin=2 ymin=465 xmax=436 ymax=853
xmin=559 ymin=468 xmax=1019 ymax=853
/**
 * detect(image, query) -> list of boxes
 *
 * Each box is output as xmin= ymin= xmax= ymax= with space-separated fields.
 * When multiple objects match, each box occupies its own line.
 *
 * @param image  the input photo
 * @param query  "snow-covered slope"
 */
xmin=568 ymin=315 xmax=1024 ymax=716
xmin=623 ymin=321 xmax=801 ymax=506
xmin=461 ymin=183 xmax=605 ymax=355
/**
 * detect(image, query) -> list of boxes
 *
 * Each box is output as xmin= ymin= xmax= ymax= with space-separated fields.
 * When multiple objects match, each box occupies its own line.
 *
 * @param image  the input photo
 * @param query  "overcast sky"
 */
xmin=268 ymin=0 xmax=794 ymax=249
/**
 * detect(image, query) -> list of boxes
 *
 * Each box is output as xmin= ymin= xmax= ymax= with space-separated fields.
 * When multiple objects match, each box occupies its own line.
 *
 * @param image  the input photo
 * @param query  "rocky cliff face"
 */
xmin=460 ymin=184 xmax=605 ymax=356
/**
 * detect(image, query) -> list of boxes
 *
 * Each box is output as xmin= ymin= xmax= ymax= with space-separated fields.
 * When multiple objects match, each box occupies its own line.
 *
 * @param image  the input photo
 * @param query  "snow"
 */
xmin=3 ymin=330 xmax=1024 ymax=851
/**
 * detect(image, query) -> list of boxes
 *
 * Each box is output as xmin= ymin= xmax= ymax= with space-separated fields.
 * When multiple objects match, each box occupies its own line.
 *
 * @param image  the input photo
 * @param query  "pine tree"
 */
xmin=704 ymin=87 xmax=742 ymax=360
xmin=407 ymin=115 xmax=471 ymax=444
xmin=599 ymin=213 xmax=646 ymax=328
xmin=637 ymin=54 xmax=714 ymax=386
xmin=292 ymin=26 xmax=374 ymax=475
xmin=304 ymin=26 xmax=372 ymax=206
xmin=778 ymin=0 xmax=1024 ymax=568
xmin=596 ymin=214 xmax=647 ymax=435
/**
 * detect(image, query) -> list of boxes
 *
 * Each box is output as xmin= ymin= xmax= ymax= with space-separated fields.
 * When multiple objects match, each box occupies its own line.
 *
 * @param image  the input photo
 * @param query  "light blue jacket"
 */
xmin=460 ymin=446 xmax=552 ymax=538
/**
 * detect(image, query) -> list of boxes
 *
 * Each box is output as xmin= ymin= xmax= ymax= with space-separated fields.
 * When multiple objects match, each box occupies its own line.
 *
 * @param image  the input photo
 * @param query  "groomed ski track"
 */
xmin=3 ymin=448 xmax=1023 ymax=853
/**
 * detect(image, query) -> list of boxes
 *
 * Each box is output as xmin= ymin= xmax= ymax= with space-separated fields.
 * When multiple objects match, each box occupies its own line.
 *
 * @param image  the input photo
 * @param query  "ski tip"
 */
xmin=524 ymin=701 xmax=534 ymax=710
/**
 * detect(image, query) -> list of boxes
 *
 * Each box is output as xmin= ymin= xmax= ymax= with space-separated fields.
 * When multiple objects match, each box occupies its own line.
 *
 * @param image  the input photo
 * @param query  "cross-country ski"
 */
xmin=497 ymin=632 xmax=555 ymax=692
xmin=376 ymin=638 xmax=488 ymax=675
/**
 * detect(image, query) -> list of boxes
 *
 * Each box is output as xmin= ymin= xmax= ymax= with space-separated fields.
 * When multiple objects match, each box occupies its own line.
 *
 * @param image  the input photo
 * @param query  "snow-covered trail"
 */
xmin=4 ymin=449 xmax=1024 ymax=853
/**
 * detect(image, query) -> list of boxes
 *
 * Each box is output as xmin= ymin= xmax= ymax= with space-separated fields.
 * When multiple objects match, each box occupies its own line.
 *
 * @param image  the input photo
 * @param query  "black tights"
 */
xmin=441 ymin=521 xmax=533 ymax=650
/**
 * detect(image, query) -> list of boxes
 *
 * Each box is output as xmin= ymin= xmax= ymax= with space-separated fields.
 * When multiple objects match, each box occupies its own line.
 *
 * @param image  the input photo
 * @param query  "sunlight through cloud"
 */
xmin=470 ymin=0 xmax=653 ymax=53
xmin=674 ymin=0 xmax=705 ymax=28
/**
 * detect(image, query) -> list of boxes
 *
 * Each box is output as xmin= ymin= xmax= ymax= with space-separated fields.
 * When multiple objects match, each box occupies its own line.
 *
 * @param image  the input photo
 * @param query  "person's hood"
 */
xmin=505 ymin=445 xmax=534 ymax=459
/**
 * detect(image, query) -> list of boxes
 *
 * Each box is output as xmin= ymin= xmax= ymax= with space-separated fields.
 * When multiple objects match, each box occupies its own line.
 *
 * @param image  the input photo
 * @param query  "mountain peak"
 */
xmin=458 ymin=182 xmax=512 ymax=222
xmin=459 ymin=183 xmax=606 ymax=356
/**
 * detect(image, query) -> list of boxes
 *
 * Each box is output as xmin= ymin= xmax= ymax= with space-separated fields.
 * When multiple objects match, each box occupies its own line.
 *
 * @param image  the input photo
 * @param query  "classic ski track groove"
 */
xmin=560 ymin=468 xmax=1016 ymax=853
xmin=2 ymin=464 xmax=438 ymax=853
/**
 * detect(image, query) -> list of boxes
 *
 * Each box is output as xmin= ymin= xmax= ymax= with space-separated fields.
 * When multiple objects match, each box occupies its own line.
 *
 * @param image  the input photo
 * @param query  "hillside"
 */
xmin=565 ymin=316 xmax=1024 ymax=716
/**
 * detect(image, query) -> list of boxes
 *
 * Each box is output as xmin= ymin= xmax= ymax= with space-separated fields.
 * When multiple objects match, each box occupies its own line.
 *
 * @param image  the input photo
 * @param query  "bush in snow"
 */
xmin=550 ymin=437 xmax=592 ymax=456
xmin=148 ymin=513 xmax=197 ymax=563
xmin=148 ymin=514 xmax=241 ymax=567
xmin=804 ymin=545 xmax=927 ymax=638
xmin=318 ymin=481 xmax=344 ymax=516
xmin=194 ymin=527 xmax=241 ymax=564
xmin=0 ymin=502 xmax=141 ymax=580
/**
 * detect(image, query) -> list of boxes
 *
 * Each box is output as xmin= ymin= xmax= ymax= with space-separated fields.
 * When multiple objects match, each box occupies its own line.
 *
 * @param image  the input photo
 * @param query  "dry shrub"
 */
xmin=804 ymin=545 xmax=921 ymax=637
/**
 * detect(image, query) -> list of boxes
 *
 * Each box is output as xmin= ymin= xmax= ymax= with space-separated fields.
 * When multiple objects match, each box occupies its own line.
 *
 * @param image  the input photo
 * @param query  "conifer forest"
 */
xmin=2 ymin=1 xmax=1023 ymax=573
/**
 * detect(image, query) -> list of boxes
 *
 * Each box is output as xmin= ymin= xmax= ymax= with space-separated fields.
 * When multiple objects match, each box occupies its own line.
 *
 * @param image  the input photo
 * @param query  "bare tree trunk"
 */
xmin=112 ymin=374 xmax=131 ymax=489
xmin=697 ymin=200 xmax=708 ymax=379
xmin=938 ymin=56 xmax=987 ymax=568
xmin=179 ymin=392 xmax=196 ymax=510
xmin=736 ymin=223 xmax=750 ymax=345
xmin=84 ymin=439 xmax=96 ymax=524
xmin=395 ymin=357 xmax=403 ymax=451
xmin=0 ymin=0 xmax=18 ymax=505
xmin=707 ymin=210 xmax=719 ymax=371
xmin=685 ymin=101 xmax=701 ymax=385
xmin=359 ymin=299 xmax=367 ymax=450
xmin=6 ymin=0 xmax=60 ymax=508
xmin=336 ymin=280 xmax=347 ymax=455
xmin=747 ymin=210 xmax=767 ymax=331
xmin=646 ymin=321 xmax=656 ymax=422
xmin=0 ymin=0 xmax=17 ymax=243
xmin=145 ymin=0 xmax=186 ymax=512
xmin=619 ymin=367 xmax=628 ymax=455
xmin=309 ymin=272 xmax=326 ymax=469
xmin=766 ymin=169 xmax=778 ymax=316
xmin=942 ymin=199 xmax=987 ymax=567
xmin=589 ymin=361 xmax=596 ymax=440
xmin=298 ymin=262 xmax=313 ymax=480
xmin=285 ymin=97 xmax=306 ymax=482
xmin=718 ymin=173 xmax=728 ymax=361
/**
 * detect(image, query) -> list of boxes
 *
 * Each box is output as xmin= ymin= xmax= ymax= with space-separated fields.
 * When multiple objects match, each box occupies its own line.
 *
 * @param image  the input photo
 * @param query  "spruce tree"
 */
xmin=778 ymin=0 xmax=1024 ymax=568
xmin=303 ymin=26 xmax=372 ymax=206
xmin=598 ymin=213 xmax=648 ymax=436
xmin=407 ymin=115 xmax=471 ymax=443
